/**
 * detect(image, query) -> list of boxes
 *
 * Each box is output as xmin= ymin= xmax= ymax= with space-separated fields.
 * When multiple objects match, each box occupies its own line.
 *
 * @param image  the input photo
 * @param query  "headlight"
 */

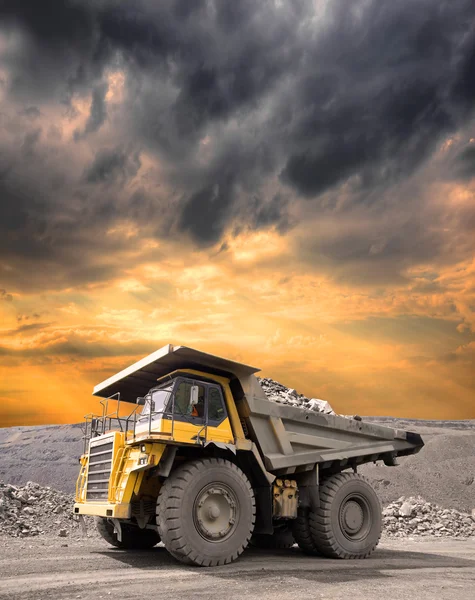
xmin=140 ymin=444 xmax=146 ymax=452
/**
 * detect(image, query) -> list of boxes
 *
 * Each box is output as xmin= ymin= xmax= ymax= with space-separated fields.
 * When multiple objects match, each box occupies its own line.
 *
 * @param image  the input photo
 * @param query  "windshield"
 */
xmin=138 ymin=383 xmax=173 ymax=421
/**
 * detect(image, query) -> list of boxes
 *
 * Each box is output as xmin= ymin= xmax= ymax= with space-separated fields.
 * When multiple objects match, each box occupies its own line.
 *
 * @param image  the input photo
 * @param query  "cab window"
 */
xmin=208 ymin=386 xmax=226 ymax=423
xmin=172 ymin=380 xmax=205 ymax=420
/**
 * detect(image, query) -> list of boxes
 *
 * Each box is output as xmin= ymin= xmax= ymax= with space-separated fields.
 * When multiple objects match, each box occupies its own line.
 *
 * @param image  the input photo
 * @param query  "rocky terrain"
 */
xmin=0 ymin=481 xmax=97 ymax=539
xmin=1 ymin=480 xmax=474 ymax=540
xmin=382 ymin=496 xmax=475 ymax=538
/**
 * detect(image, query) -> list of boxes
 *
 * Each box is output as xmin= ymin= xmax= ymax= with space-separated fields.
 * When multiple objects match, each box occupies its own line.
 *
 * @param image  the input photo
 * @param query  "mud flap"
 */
xmin=111 ymin=518 xmax=123 ymax=542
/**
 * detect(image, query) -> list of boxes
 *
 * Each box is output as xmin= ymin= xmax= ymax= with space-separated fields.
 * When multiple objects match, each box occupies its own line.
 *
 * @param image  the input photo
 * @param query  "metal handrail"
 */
xmin=82 ymin=386 xmax=183 ymax=451
xmin=81 ymin=392 xmax=128 ymax=453
xmin=109 ymin=445 xmax=126 ymax=502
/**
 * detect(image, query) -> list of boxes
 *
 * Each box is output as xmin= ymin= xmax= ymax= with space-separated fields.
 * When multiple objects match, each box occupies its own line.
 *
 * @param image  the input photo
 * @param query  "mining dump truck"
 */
xmin=74 ymin=344 xmax=424 ymax=566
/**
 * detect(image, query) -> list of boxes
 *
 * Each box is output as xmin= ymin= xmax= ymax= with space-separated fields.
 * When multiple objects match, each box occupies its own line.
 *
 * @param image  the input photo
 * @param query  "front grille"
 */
xmin=86 ymin=439 xmax=113 ymax=501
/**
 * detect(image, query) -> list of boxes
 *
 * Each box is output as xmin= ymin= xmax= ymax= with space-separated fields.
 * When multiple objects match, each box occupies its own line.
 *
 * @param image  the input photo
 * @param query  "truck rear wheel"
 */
xmin=250 ymin=523 xmax=294 ymax=549
xmin=309 ymin=472 xmax=382 ymax=559
xmin=292 ymin=508 xmax=320 ymax=555
xmin=94 ymin=517 xmax=160 ymax=549
xmin=156 ymin=458 xmax=256 ymax=566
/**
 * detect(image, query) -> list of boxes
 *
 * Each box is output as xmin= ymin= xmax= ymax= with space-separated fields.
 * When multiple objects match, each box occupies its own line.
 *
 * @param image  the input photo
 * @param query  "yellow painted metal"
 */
xmin=75 ymin=455 xmax=88 ymax=503
xmin=159 ymin=415 xmax=234 ymax=445
xmin=112 ymin=442 xmax=167 ymax=504
xmin=109 ymin=445 xmax=126 ymax=503
xmin=155 ymin=368 xmax=246 ymax=442
xmin=73 ymin=502 xmax=131 ymax=518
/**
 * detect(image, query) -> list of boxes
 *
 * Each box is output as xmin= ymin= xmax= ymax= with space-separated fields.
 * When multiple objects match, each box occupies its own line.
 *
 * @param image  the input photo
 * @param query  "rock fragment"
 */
xmin=399 ymin=501 xmax=414 ymax=517
xmin=258 ymin=377 xmax=336 ymax=415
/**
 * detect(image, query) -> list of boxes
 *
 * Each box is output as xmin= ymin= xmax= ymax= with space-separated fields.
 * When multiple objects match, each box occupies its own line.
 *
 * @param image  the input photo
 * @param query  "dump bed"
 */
xmin=238 ymin=388 xmax=424 ymax=474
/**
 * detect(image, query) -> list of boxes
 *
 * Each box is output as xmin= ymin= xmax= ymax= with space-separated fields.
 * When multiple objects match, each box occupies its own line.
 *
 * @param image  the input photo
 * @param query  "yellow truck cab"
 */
xmin=74 ymin=344 xmax=424 ymax=566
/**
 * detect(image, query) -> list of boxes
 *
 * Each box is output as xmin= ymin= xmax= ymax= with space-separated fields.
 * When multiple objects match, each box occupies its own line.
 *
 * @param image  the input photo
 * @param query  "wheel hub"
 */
xmin=194 ymin=484 xmax=238 ymax=542
xmin=341 ymin=501 xmax=364 ymax=533
xmin=338 ymin=494 xmax=371 ymax=541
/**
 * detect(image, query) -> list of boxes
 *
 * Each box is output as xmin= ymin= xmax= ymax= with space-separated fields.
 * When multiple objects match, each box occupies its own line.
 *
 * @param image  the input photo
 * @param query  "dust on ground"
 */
xmin=0 ymin=535 xmax=474 ymax=600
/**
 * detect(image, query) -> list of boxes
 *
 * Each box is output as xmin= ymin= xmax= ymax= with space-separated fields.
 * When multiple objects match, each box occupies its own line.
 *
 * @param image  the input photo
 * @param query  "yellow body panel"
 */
xmin=111 ymin=442 xmax=167 ymax=504
xmin=73 ymin=502 xmax=131 ymax=518
xmin=160 ymin=415 xmax=234 ymax=445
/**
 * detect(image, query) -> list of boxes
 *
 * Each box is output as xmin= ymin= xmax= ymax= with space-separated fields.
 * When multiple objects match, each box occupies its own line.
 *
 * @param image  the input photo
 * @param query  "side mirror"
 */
xmin=190 ymin=385 xmax=199 ymax=406
xmin=136 ymin=397 xmax=146 ymax=406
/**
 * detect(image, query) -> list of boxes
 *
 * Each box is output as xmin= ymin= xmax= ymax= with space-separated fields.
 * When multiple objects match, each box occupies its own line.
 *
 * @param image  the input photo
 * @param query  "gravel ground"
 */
xmin=0 ymin=535 xmax=474 ymax=600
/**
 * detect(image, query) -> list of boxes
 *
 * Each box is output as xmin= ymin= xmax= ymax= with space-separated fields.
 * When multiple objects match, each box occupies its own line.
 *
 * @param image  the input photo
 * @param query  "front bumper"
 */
xmin=73 ymin=502 xmax=131 ymax=519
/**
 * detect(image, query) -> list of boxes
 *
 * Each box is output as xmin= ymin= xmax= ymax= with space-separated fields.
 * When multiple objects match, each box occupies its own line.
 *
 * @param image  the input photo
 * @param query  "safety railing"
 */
xmin=109 ymin=445 xmax=126 ymax=503
xmin=81 ymin=384 xmax=208 ymax=452
xmin=81 ymin=392 xmax=129 ymax=454
xmin=124 ymin=393 xmax=175 ymax=444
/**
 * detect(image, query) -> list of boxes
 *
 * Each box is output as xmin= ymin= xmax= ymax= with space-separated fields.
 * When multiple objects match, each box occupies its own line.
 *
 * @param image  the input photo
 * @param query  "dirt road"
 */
xmin=0 ymin=537 xmax=474 ymax=600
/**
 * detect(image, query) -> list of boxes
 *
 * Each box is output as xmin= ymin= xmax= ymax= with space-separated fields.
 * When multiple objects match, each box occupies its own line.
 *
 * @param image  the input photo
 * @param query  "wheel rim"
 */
xmin=193 ymin=483 xmax=239 ymax=542
xmin=338 ymin=493 xmax=372 ymax=541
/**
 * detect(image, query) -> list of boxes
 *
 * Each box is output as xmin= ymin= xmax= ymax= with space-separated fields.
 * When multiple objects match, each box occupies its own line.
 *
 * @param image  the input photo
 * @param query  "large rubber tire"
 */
xmin=250 ymin=523 xmax=295 ymax=549
xmin=94 ymin=517 xmax=160 ymax=549
xmin=292 ymin=508 xmax=320 ymax=555
xmin=157 ymin=458 xmax=256 ymax=567
xmin=309 ymin=472 xmax=382 ymax=559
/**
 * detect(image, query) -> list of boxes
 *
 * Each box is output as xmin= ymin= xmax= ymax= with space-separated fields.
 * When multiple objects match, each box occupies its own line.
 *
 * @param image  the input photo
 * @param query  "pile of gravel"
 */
xmin=258 ymin=377 xmax=336 ymax=414
xmin=0 ymin=481 xmax=95 ymax=538
xmin=383 ymin=496 xmax=475 ymax=538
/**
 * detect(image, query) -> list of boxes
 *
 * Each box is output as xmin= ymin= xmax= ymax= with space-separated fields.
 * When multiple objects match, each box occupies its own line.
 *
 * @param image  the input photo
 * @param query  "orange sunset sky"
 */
xmin=1 ymin=0 xmax=474 ymax=426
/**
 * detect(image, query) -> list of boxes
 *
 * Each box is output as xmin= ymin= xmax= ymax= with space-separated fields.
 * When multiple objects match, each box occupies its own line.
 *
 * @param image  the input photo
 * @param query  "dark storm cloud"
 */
xmin=83 ymin=146 xmax=141 ymax=184
xmin=0 ymin=1 xmax=104 ymax=102
xmin=279 ymin=2 xmax=475 ymax=198
xmin=74 ymin=82 xmax=109 ymax=140
xmin=245 ymin=193 xmax=294 ymax=234
xmin=1 ymin=0 xmax=475 ymax=289
xmin=179 ymin=183 xmax=234 ymax=246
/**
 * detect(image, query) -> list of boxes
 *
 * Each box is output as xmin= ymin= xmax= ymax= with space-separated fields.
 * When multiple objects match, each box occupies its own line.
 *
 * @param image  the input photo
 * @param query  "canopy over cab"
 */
xmin=93 ymin=344 xmax=260 ymax=403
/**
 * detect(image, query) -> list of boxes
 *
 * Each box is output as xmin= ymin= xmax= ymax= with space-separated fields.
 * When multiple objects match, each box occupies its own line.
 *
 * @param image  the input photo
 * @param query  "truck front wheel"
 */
xmin=157 ymin=458 xmax=256 ymax=566
xmin=94 ymin=517 xmax=160 ymax=549
xmin=309 ymin=472 xmax=382 ymax=559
